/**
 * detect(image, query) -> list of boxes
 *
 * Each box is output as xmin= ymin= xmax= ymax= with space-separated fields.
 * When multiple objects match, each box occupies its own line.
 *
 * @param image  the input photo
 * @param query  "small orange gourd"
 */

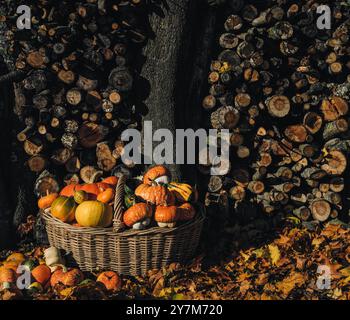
xmin=97 ymin=188 xmax=115 ymax=203
xmin=143 ymin=165 xmax=170 ymax=185
xmin=38 ymin=193 xmax=58 ymax=209
xmin=123 ymin=203 xmax=153 ymax=229
xmin=97 ymin=271 xmax=122 ymax=291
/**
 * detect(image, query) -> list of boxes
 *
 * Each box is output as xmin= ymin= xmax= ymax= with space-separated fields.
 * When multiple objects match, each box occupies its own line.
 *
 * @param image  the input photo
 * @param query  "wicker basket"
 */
xmin=41 ymin=176 xmax=205 ymax=276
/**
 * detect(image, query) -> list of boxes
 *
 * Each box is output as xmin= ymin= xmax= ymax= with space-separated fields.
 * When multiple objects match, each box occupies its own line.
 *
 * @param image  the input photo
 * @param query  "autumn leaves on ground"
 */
xmin=1 ymin=221 xmax=350 ymax=300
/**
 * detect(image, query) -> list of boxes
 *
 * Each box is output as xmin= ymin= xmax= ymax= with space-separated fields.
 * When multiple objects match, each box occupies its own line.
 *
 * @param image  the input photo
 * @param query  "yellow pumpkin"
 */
xmin=75 ymin=201 xmax=113 ymax=228
xmin=51 ymin=196 xmax=77 ymax=223
xmin=168 ymin=183 xmax=198 ymax=203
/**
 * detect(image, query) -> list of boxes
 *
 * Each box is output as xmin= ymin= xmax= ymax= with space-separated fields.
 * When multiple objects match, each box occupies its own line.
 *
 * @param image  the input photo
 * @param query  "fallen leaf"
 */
xmin=275 ymin=272 xmax=305 ymax=298
xmin=268 ymin=244 xmax=281 ymax=266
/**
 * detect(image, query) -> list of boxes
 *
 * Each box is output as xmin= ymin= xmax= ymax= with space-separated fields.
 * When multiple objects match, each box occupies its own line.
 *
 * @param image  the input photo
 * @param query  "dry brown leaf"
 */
xmin=255 ymin=273 xmax=269 ymax=286
xmin=275 ymin=272 xmax=305 ymax=298
xmin=239 ymin=280 xmax=251 ymax=296
xmin=152 ymin=276 xmax=165 ymax=297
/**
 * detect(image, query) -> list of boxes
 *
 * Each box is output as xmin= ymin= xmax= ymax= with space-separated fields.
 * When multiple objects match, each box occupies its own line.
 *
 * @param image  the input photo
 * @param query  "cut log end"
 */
xmin=267 ymin=95 xmax=290 ymax=118
xmin=310 ymin=200 xmax=331 ymax=222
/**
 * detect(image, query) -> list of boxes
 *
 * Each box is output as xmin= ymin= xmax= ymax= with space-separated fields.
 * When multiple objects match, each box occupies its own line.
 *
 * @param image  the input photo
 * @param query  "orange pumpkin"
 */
xmin=177 ymin=203 xmax=196 ymax=221
xmin=31 ymin=264 xmax=51 ymax=286
xmin=97 ymin=182 xmax=111 ymax=192
xmin=51 ymin=196 xmax=77 ymax=223
xmin=79 ymin=183 xmax=100 ymax=196
xmin=97 ymin=271 xmax=121 ymax=291
xmin=38 ymin=193 xmax=58 ymax=209
xmin=75 ymin=201 xmax=113 ymax=228
xmin=97 ymin=188 xmax=115 ymax=203
xmin=50 ymin=268 xmax=84 ymax=287
xmin=154 ymin=206 xmax=178 ymax=228
xmin=123 ymin=203 xmax=153 ymax=229
xmin=135 ymin=184 xmax=174 ymax=206
xmin=6 ymin=252 xmax=25 ymax=264
xmin=60 ymin=184 xmax=79 ymax=197
xmin=3 ymin=261 xmax=22 ymax=273
xmin=143 ymin=165 xmax=170 ymax=185
xmin=101 ymin=176 xmax=118 ymax=186
xmin=0 ymin=267 xmax=17 ymax=284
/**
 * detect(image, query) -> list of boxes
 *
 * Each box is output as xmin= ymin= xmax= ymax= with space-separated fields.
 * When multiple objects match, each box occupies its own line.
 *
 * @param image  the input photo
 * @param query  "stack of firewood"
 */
xmin=202 ymin=0 xmax=350 ymax=223
xmin=3 ymin=0 xmax=151 ymax=196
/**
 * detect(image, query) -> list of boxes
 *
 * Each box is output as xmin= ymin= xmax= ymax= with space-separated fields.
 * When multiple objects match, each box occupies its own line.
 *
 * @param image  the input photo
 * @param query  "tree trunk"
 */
xmin=140 ymin=0 xmax=198 ymax=181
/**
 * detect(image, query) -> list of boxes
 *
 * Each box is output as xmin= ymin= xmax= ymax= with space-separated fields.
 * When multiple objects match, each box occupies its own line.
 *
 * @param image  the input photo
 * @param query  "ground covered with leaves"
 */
xmin=1 ymin=220 xmax=350 ymax=300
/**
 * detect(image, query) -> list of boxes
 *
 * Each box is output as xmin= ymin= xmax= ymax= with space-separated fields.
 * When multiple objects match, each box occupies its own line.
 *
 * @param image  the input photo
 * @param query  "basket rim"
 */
xmin=41 ymin=204 xmax=205 ymax=238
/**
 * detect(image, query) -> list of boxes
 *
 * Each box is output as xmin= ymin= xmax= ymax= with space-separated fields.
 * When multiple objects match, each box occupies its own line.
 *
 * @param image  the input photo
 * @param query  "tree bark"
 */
xmin=140 ymin=0 xmax=194 ymax=181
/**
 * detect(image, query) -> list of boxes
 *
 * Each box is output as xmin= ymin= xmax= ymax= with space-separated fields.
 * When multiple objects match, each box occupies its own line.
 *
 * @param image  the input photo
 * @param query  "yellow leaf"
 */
xmin=240 ymin=251 xmax=251 ymax=262
xmin=268 ymin=244 xmax=281 ymax=266
xmin=253 ymin=248 xmax=264 ymax=258
xmin=332 ymin=288 xmax=342 ymax=299
xmin=340 ymin=266 xmax=350 ymax=277
xmin=157 ymin=287 xmax=173 ymax=298
xmin=172 ymin=293 xmax=185 ymax=300
xmin=60 ymin=287 xmax=75 ymax=298
xmin=311 ymin=237 xmax=324 ymax=248
xmin=286 ymin=216 xmax=301 ymax=225
xmin=339 ymin=276 xmax=350 ymax=286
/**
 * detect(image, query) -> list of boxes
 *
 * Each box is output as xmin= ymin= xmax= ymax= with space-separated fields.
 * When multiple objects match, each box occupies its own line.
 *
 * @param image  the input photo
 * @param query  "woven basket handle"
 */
xmin=113 ymin=175 xmax=127 ymax=232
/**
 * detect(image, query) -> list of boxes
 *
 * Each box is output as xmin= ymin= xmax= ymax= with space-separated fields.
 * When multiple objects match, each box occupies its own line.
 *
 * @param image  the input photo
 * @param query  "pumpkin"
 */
xmin=143 ymin=165 xmax=171 ymax=185
xmin=97 ymin=182 xmax=112 ymax=192
xmin=79 ymin=183 xmax=100 ymax=196
xmin=0 ymin=267 xmax=17 ymax=284
xmin=135 ymin=184 xmax=174 ymax=206
xmin=1 ymin=262 xmax=19 ymax=273
xmin=50 ymin=268 xmax=84 ymax=287
xmin=6 ymin=252 xmax=25 ymax=264
xmin=168 ymin=183 xmax=198 ymax=203
xmin=38 ymin=193 xmax=58 ymax=209
xmin=154 ymin=206 xmax=178 ymax=228
xmin=60 ymin=184 xmax=79 ymax=197
xmin=101 ymin=176 xmax=118 ymax=186
xmin=97 ymin=271 xmax=121 ymax=291
xmin=31 ymin=264 xmax=51 ymax=286
xmin=51 ymin=196 xmax=77 ymax=223
xmin=123 ymin=203 xmax=153 ymax=230
xmin=44 ymin=247 xmax=65 ymax=273
xmin=177 ymin=203 xmax=196 ymax=221
xmin=74 ymin=190 xmax=88 ymax=204
xmin=75 ymin=201 xmax=113 ymax=228
xmin=97 ymin=188 xmax=115 ymax=203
